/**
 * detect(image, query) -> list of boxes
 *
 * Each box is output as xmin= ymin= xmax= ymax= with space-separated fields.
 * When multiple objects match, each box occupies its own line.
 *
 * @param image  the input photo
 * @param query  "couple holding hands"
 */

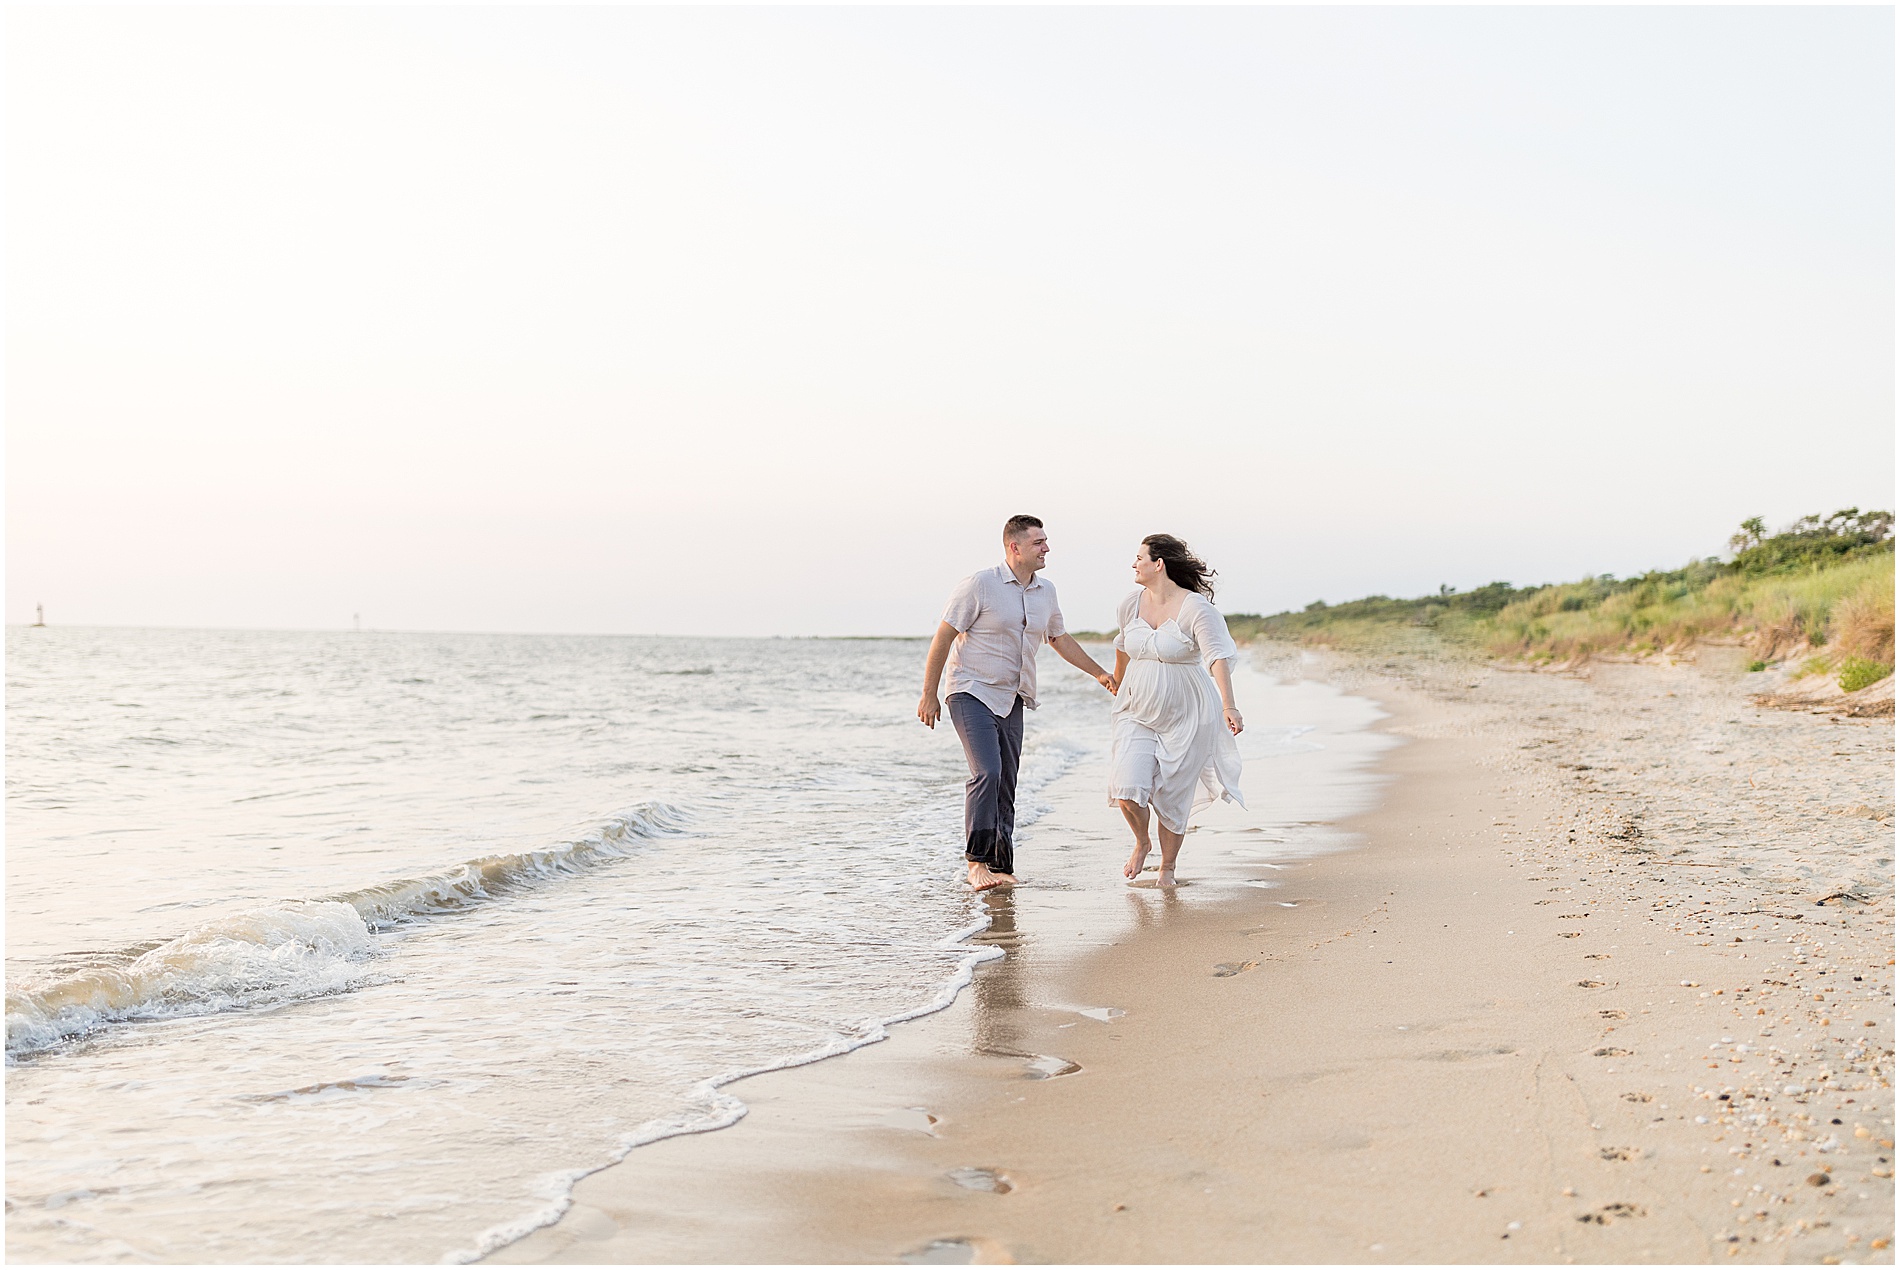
xmin=918 ymin=515 xmax=1245 ymax=892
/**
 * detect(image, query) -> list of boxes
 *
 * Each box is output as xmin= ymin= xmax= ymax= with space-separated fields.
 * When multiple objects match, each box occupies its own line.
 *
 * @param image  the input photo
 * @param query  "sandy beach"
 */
xmin=488 ymin=646 xmax=1893 ymax=1266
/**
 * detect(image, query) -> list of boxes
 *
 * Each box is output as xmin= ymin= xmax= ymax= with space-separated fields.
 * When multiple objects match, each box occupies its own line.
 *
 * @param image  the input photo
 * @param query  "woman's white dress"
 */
xmin=1109 ymin=590 xmax=1245 ymax=834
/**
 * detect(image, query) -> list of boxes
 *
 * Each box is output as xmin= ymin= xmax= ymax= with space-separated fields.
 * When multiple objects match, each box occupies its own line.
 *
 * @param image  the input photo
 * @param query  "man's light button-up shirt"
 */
xmin=940 ymin=563 xmax=1067 ymax=718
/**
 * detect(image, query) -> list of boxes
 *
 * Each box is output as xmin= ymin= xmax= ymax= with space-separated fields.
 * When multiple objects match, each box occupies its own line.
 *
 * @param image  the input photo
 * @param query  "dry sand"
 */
xmin=488 ymin=647 xmax=1893 ymax=1265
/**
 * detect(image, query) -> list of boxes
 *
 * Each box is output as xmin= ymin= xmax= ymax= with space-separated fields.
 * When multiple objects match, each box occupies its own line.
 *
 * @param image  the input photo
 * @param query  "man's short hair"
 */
xmin=1003 ymin=514 xmax=1044 ymax=542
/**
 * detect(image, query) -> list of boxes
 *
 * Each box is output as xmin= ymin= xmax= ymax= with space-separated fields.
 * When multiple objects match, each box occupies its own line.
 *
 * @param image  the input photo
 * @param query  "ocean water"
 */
xmin=5 ymin=628 xmax=1375 ymax=1264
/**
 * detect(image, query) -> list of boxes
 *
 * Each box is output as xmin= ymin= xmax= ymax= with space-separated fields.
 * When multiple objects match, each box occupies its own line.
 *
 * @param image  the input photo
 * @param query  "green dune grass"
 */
xmin=1231 ymin=510 xmax=1894 ymax=685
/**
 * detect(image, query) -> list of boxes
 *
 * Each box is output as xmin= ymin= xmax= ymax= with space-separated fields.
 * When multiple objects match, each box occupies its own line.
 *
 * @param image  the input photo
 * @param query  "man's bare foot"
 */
xmin=967 ymin=863 xmax=1006 ymax=892
xmin=1156 ymin=866 xmax=1178 ymax=888
xmin=1123 ymin=842 xmax=1151 ymax=881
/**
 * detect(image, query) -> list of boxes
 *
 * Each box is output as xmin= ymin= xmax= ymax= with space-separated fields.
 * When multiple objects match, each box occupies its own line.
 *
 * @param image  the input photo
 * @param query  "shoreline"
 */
xmin=487 ymin=650 xmax=1893 ymax=1265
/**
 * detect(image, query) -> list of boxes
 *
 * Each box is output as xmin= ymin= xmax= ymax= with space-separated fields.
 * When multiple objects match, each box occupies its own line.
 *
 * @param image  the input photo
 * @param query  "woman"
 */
xmin=1109 ymin=534 xmax=1245 ymax=887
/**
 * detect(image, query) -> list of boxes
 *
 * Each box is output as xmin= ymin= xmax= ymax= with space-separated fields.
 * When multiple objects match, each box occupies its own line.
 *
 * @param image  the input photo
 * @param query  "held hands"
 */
xmin=1097 ymin=672 xmax=1118 ymax=694
xmin=918 ymin=695 xmax=941 ymax=729
xmin=1223 ymin=706 xmax=1244 ymax=736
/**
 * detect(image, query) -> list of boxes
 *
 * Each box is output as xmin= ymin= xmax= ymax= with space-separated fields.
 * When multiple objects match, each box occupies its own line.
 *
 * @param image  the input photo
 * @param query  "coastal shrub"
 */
xmin=1796 ymin=655 xmax=1833 ymax=679
xmin=1837 ymin=657 xmax=1892 ymax=694
xmin=1735 ymin=554 xmax=1892 ymax=653
xmin=1239 ymin=509 xmax=1892 ymax=666
xmin=1745 ymin=600 xmax=1807 ymax=660
xmin=1746 ymin=660 xmax=1767 ymax=673
xmin=1832 ymin=572 xmax=1895 ymax=664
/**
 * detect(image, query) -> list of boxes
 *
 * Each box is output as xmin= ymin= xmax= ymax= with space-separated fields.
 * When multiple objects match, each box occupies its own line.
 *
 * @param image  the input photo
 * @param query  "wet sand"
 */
xmin=488 ymin=649 xmax=1893 ymax=1265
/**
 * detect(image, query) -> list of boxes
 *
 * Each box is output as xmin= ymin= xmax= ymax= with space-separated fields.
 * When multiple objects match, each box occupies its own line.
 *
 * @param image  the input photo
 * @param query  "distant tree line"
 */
xmin=1726 ymin=508 xmax=1892 ymax=575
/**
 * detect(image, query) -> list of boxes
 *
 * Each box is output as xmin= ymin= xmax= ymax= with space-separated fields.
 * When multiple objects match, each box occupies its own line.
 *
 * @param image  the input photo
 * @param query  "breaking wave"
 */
xmin=6 ymin=802 xmax=687 ymax=1058
xmin=333 ymin=801 xmax=688 ymax=930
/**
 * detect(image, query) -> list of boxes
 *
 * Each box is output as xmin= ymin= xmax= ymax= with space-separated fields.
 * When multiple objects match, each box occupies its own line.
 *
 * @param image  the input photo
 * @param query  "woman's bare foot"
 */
xmin=967 ymin=862 xmax=1006 ymax=892
xmin=992 ymin=872 xmax=1018 ymax=888
xmin=1156 ymin=866 xmax=1178 ymax=888
xmin=1123 ymin=841 xmax=1151 ymax=881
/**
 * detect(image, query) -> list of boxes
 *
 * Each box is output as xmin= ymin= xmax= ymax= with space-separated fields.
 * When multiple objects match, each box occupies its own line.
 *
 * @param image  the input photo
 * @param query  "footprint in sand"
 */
xmin=1023 ymin=1054 xmax=1082 ymax=1080
xmin=881 ymin=1107 xmax=941 ymax=1135
xmin=901 ymin=1239 xmax=976 ymax=1265
xmin=1421 ymin=1045 xmax=1519 ymax=1062
xmin=1598 ymin=1146 xmax=1638 ymax=1162
xmin=947 ymin=1167 xmax=1014 ymax=1194
xmin=1598 ymin=1008 xmax=1629 ymax=1019
xmin=1212 ymin=961 xmax=1258 ymax=978
xmin=901 ymin=1237 xmax=1010 ymax=1265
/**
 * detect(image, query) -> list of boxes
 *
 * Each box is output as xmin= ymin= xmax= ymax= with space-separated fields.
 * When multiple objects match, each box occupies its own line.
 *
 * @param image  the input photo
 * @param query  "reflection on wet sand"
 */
xmin=963 ymin=891 xmax=1086 ymax=1081
xmin=965 ymin=880 xmax=1202 ymax=1084
xmin=966 ymin=891 xmax=1026 ymax=1061
xmin=1123 ymin=882 xmax=1184 ymax=932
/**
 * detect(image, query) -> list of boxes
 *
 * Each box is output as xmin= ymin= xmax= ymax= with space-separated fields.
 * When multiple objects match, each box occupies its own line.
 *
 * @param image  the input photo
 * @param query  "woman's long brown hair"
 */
xmin=1142 ymin=534 xmax=1216 ymax=598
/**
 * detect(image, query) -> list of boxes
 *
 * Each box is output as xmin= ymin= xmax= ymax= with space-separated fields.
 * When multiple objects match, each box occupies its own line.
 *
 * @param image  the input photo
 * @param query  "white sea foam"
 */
xmin=6 ymin=901 xmax=374 ymax=1057
xmin=6 ymin=802 xmax=688 ymax=1058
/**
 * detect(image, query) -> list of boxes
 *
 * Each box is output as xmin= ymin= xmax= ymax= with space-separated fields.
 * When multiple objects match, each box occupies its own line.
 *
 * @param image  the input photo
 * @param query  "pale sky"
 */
xmin=8 ymin=6 xmax=1893 ymax=637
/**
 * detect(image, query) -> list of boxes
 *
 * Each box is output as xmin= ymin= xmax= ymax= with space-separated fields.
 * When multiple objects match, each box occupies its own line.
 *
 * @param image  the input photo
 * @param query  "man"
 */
xmin=918 ymin=515 xmax=1116 ymax=891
